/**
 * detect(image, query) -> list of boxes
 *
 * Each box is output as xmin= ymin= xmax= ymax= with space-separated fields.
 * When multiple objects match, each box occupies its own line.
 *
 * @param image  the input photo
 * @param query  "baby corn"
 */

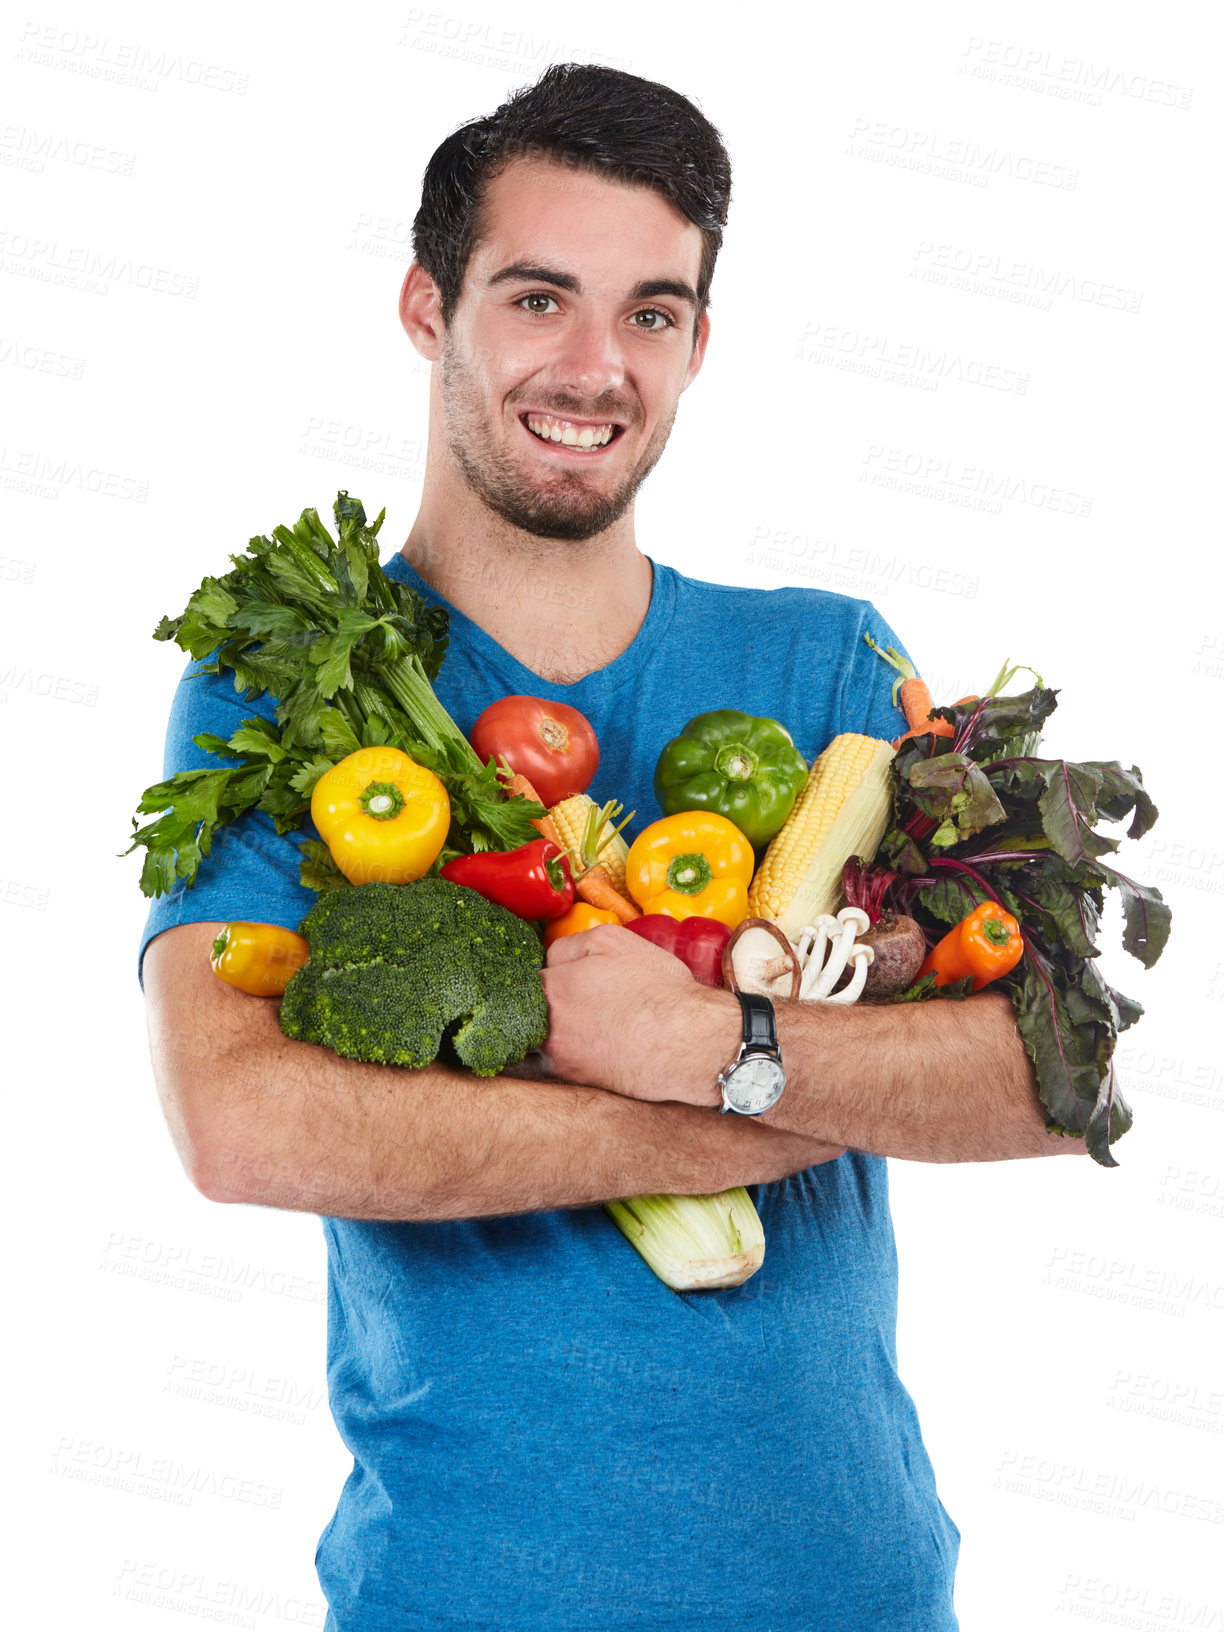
xmin=550 ymin=794 xmax=631 ymax=897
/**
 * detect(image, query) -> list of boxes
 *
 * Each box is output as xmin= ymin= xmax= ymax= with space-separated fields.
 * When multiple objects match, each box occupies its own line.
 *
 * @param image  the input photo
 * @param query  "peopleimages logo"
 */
xmin=846 ymin=117 xmax=1078 ymax=190
xmin=0 ymin=337 xmax=86 ymax=380
xmin=14 ymin=23 xmax=249 ymax=94
xmin=746 ymin=526 xmax=981 ymax=602
xmin=0 ymin=665 xmax=99 ymax=706
xmin=397 ymin=10 xmax=631 ymax=75
xmin=1043 ymin=1245 xmax=1224 ymax=1318
xmin=98 ymin=1230 xmax=325 ymax=1305
xmin=960 ymin=37 xmax=1193 ymax=111
xmin=0 ymin=444 xmax=149 ymax=502
xmin=911 ymin=241 xmax=1144 ymax=315
xmin=1106 ymin=1367 xmax=1224 ymax=1439
xmin=794 ymin=320 xmax=1029 ymax=395
xmin=995 ymin=1448 xmax=1224 ymax=1525
xmin=0 ymin=229 xmax=199 ymax=298
xmin=164 ymin=1354 xmax=327 ymax=1426
xmin=1055 ymin=1574 xmax=1223 ymax=1628
xmin=114 ymin=1559 xmax=326 ymax=1628
xmin=1114 ymin=1042 xmax=1224 ymax=1111
xmin=860 ymin=445 xmax=1093 ymax=519
xmin=49 ymin=1435 xmax=283 ymax=1510
xmin=0 ymin=122 xmax=136 ymax=176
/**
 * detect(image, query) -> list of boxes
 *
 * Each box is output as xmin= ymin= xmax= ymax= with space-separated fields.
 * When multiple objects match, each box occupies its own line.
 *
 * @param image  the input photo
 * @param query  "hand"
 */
xmin=540 ymin=924 xmax=738 ymax=1107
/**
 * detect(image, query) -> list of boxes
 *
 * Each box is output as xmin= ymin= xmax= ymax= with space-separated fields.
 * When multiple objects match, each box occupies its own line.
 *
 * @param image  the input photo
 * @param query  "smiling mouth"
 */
xmin=521 ymin=412 xmax=623 ymax=452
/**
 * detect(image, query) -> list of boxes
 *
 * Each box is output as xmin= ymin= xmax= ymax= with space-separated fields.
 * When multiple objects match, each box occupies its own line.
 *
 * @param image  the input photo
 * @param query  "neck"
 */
xmin=400 ymin=442 xmax=654 ymax=687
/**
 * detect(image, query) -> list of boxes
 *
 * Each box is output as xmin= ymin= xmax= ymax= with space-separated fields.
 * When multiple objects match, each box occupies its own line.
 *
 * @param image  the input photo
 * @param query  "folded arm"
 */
xmin=542 ymin=927 xmax=1091 ymax=1163
xmin=143 ymin=922 xmax=846 ymax=1220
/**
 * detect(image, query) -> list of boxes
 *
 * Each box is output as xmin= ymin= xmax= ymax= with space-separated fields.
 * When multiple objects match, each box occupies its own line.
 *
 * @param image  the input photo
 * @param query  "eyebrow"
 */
xmin=486 ymin=262 xmax=698 ymax=307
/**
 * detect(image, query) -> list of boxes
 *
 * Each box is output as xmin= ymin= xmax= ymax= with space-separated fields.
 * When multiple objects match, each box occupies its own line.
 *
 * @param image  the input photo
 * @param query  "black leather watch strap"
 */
xmin=737 ymin=991 xmax=779 ymax=1052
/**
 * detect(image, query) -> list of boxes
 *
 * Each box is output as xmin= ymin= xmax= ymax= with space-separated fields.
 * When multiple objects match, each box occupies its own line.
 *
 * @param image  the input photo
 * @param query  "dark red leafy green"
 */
xmin=877 ymin=683 xmax=1168 ymax=1167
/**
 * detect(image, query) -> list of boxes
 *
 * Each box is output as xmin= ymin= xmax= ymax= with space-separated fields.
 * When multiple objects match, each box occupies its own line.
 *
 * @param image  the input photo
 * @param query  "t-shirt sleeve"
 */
xmin=835 ymin=602 xmax=915 ymax=742
xmin=137 ymin=662 xmax=318 ymax=985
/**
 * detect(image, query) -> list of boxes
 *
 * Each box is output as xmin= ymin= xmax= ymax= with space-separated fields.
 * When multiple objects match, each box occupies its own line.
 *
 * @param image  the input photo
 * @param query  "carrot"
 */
xmin=504 ymin=772 xmax=563 ymax=848
xmin=572 ymin=863 xmax=641 ymax=923
xmin=894 ymin=676 xmax=955 ymax=746
xmin=864 ymin=633 xmax=955 ymax=748
xmin=504 ymin=772 xmax=640 ymax=920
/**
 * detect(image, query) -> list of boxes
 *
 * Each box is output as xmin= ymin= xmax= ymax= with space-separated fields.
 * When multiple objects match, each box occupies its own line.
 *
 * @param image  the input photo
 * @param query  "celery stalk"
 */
xmin=605 ymin=1189 xmax=765 ymax=1290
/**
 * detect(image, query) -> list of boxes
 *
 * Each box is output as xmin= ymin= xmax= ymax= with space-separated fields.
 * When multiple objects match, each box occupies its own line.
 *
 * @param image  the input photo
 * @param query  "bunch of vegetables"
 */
xmin=127 ymin=490 xmax=546 ymax=900
xmin=863 ymin=643 xmax=1170 ymax=1167
xmin=132 ymin=490 xmax=1168 ymax=1296
xmin=721 ymin=642 xmax=1170 ymax=1168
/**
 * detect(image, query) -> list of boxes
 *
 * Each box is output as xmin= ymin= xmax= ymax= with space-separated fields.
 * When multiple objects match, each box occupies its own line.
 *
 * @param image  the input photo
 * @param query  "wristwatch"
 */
xmin=717 ymin=992 xmax=786 ymax=1116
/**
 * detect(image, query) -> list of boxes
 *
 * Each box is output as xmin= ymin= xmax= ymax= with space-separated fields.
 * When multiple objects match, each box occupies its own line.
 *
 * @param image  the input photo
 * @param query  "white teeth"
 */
xmin=525 ymin=414 xmax=615 ymax=449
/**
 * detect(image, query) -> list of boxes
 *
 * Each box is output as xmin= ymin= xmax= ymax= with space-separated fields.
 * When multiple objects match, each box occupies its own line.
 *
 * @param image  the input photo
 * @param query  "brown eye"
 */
xmin=519 ymin=293 xmax=559 ymax=315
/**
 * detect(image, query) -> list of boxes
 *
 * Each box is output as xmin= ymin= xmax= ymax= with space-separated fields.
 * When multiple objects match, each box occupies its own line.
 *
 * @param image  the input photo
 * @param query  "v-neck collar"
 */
xmin=384 ymin=550 xmax=677 ymax=700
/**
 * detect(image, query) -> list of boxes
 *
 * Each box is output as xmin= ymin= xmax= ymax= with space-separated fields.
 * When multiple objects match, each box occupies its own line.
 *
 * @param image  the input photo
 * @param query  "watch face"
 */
xmin=724 ymin=1053 xmax=786 ymax=1115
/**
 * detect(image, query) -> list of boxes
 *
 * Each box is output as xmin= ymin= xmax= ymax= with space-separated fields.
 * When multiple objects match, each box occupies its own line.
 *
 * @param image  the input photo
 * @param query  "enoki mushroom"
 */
xmin=794 ymin=907 xmax=875 ymax=1004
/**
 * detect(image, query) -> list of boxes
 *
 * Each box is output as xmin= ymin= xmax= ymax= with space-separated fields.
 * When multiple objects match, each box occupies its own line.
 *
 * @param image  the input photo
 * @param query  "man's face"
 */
xmin=438 ymin=156 xmax=709 ymax=542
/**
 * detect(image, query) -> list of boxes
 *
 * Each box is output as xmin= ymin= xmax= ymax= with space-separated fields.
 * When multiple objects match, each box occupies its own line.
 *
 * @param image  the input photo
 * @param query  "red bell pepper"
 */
xmin=625 ymin=914 xmax=730 ymax=988
xmin=441 ymin=838 xmax=574 ymax=920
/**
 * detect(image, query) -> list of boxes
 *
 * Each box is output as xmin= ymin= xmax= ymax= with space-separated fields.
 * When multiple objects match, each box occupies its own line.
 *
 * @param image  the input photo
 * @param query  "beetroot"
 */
xmin=856 ymin=911 xmax=927 ymax=1000
xmin=840 ymin=857 xmax=928 ymax=1002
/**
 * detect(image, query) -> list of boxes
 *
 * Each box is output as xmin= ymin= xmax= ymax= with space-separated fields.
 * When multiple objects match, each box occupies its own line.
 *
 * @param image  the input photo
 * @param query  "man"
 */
xmin=143 ymin=63 xmax=1083 ymax=1631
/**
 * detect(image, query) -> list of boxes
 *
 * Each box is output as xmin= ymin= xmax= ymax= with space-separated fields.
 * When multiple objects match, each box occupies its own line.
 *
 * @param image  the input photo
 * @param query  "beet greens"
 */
xmin=876 ymin=686 xmax=1169 ymax=1167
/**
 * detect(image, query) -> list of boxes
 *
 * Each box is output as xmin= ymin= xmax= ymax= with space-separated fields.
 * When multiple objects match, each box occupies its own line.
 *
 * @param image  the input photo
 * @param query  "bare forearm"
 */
xmin=759 ymin=989 xmax=1086 ymax=1161
xmin=189 ymin=1015 xmax=814 ymax=1218
xmin=144 ymin=926 xmax=841 ymax=1221
xmin=535 ymin=925 xmax=1092 ymax=1165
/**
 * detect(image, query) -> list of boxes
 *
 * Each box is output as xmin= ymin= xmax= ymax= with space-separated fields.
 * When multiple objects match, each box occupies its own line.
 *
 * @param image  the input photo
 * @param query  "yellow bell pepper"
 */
xmin=310 ymin=746 xmax=450 ymax=885
xmin=211 ymin=922 xmax=310 ymax=996
xmin=625 ymin=811 xmax=752 ymax=928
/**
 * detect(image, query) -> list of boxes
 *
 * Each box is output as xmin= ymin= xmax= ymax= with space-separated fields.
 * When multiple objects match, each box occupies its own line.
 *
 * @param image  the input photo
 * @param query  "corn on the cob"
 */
xmin=550 ymin=794 xmax=630 ymax=896
xmin=747 ymin=734 xmax=895 ymax=940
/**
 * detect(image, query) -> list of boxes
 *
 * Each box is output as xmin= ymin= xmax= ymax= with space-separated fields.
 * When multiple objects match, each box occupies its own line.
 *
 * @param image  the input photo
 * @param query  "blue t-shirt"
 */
xmin=141 ymin=555 xmax=960 ymax=1632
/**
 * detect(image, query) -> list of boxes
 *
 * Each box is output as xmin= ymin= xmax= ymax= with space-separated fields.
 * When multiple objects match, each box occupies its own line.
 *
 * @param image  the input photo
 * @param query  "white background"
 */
xmin=2 ymin=2 xmax=1221 ymax=1628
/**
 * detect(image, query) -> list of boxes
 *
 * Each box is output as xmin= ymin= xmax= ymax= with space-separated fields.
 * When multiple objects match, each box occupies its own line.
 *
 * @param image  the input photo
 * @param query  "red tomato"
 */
xmin=470 ymin=695 xmax=599 ymax=807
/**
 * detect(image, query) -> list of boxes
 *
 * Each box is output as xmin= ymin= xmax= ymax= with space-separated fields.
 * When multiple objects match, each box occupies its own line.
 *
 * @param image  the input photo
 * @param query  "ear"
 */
xmin=400 ymin=264 xmax=444 ymax=360
xmin=680 ymin=308 xmax=711 ymax=395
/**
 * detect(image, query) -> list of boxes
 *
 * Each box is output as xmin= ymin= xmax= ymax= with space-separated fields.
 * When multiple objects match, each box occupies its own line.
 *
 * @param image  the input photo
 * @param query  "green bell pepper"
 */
xmin=653 ymin=709 xmax=807 ymax=849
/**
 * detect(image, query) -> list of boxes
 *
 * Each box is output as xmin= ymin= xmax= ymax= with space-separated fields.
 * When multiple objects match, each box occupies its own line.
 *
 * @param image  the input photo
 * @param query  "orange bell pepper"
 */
xmin=920 ymin=901 xmax=1023 ymax=992
xmin=543 ymin=901 xmax=622 ymax=947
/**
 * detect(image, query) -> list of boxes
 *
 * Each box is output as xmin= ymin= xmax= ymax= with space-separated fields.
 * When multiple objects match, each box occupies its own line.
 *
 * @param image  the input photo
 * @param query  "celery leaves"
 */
xmin=127 ymin=492 xmax=545 ymax=897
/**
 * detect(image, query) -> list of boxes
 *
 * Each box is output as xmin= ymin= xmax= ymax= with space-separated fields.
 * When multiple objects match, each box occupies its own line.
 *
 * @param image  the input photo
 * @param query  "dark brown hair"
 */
xmin=412 ymin=63 xmax=732 ymax=336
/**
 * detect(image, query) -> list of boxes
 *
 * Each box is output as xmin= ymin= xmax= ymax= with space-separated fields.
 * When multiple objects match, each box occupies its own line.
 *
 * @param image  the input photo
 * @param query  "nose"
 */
xmin=556 ymin=316 xmax=625 ymax=401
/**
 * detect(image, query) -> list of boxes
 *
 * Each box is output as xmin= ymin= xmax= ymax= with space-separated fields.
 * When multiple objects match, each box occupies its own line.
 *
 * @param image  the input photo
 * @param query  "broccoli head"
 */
xmin=279 ymin=877 xmax=548 ymax=1077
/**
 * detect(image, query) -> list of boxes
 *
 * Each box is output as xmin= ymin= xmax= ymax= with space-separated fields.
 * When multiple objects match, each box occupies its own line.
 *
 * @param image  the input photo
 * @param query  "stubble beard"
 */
xmin=440 ymin=332 xmax=675 ymax=543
